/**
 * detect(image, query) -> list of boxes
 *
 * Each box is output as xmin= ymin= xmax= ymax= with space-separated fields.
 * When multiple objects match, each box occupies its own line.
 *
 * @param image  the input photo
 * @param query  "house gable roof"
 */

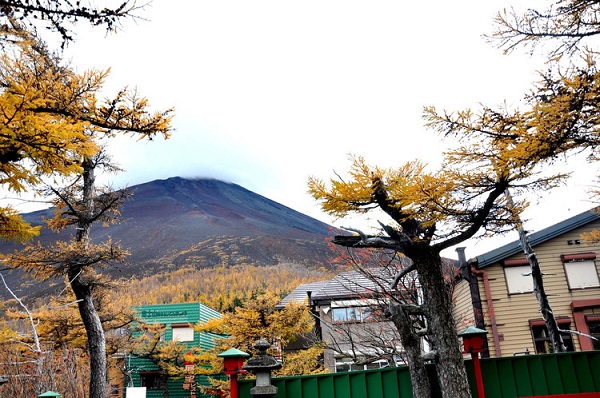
xmin=310 ymin=266 xmax=413 ymax=302
xmin=311 ymin=269 xmax=383 ymax=302
xmin=474 ymin=207 xmax=599 ymax=269
xmin=275 ymin=281 xmax=329 ymax=310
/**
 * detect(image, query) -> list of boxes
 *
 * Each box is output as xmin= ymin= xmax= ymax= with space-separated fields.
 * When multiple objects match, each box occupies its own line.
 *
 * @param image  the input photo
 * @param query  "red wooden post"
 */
xmin=230 ymin=373 xmax=239 ymax=398
xmin=218 ymin=348 xmax=250 ymax=398
xmin=471 ymin=352 xmax=485 ymax=398
xmin=458 ymin=326 xmax=488 ymax=398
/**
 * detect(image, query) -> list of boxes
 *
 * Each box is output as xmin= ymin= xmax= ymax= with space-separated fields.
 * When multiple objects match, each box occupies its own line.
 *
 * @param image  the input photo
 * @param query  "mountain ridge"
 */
xmin=1 ymin=177 xmax=335 ymax=300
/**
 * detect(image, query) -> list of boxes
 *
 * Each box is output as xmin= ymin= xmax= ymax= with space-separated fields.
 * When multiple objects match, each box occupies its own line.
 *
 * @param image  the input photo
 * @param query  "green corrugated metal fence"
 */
xmin=238 ymin=351 xmax=600 ymax=398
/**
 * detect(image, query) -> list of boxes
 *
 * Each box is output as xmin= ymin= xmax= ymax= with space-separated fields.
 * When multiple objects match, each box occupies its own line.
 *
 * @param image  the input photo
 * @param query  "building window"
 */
xmin=529 ymin=318 xmax=575 ymax=354
xmin=140 ymin=372 xmax=164 ymax=390
xmin=332 ymin=307 xmax=372 ymax=323
xmin=586 ymin=316 xmax=600 ymax=350
xmin=172 ymin=324 xmax=194 ymax=342
xmin=334 ymin=358 xmax=351 ymax=372
xmin=562 ymin=260 xmax=600 ymax=290
xmin=571 ymin=299 xmax=600 ymax=351
xmin=334 ymin=358 xmax=390 ymax=372
xmin=503 ymin=259 xmax=533 ymax=294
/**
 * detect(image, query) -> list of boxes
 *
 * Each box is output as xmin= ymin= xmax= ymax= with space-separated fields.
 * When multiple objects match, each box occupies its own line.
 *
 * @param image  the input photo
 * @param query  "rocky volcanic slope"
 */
xmin=0 ymin=177 xmax=335 ymax=299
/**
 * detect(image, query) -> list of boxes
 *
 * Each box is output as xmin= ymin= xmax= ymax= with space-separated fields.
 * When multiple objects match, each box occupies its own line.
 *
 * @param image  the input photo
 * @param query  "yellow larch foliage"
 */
xmin=0 ymin=25 xmax=173 ymax=242
xmin=112 ymin=263 xmax=332 ymax=311
xmin=194 ymin=291 xmax=323 ymax=378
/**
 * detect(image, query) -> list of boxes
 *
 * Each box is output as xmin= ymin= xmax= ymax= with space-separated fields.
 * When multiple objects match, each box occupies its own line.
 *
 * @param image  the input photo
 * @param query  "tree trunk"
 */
xmin=506 ymin=190 xmax=566 ymax=352
xmin=71 ymin=157 xmax=108 ymax=398
xmin=389 ymin=301 xmax=431 ymax=398
xmin=410 ymin=245 xmax=472 ymax=398
xmin=69 ymin=268 xmax=108 ymax=398
xmin=517 ymin=230 xmax=566 ymax=352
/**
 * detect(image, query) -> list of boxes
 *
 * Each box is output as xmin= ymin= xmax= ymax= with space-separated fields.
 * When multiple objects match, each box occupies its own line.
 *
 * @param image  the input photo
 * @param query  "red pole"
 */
xmin=472 ymin=353 xmax=485 ymax=398
xmin=230 ymin=373 xmax=239 ymax=398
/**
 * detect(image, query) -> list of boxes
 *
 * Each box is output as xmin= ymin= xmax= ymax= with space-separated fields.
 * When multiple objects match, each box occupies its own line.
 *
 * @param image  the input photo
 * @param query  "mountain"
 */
xmin=0 ymin=177 xmax=335 ymax=299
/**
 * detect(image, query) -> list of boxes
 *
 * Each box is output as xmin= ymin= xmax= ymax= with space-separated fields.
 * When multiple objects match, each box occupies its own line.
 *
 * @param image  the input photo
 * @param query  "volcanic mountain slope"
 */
xmin=0 ymin=177 xmax=336 ymax=299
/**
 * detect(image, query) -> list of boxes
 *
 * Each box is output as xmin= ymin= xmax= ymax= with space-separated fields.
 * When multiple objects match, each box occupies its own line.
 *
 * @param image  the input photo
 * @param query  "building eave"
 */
xmin=474 ymin=207 xmax=599 ymax=269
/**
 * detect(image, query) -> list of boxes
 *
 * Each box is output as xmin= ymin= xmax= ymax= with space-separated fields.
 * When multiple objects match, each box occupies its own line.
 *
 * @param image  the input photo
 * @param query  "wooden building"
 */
xmin=453 ymin=208 xmax=600 ymax=358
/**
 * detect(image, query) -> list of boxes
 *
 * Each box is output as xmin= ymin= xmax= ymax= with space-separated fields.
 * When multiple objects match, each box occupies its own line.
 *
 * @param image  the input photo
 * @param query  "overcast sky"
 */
xmin=55 ymin=0 xmax=594 ymax=259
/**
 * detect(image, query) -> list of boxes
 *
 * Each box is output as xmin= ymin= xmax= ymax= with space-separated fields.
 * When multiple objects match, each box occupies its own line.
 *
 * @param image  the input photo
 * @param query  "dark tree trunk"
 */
xmin=71 ymin=157 xmax=109 ymax=398
xmin=70 ymin=269 xmax=108 ymax=398
xmin=506 ymin=191 xmax=565 ymax=352
xmin=389 ymin=301 xmax=431 ymax=398
xmin=409 ymin=244 xmax=472 ymax=398
xmin=517 ymin=229 xmax=566 ymax=352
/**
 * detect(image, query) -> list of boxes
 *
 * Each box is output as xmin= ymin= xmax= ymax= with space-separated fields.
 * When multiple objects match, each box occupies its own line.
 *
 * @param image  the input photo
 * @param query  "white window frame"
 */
xmin=504 ymin=265 xmax=533 ymax=294
xmin=563 ymin=260 xmax=600 ymax=290
xmin=331 ymin=306 xmax=372 ymax=323
xmin=334 ymin=357 xmax=390 ymax=372
xmin=171 ymin=325 xmax=194 ymax=342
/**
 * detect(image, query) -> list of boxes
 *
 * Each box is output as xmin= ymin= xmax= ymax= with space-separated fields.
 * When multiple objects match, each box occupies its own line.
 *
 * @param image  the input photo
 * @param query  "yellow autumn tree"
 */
xmin=312 ymin=4 xmax=600 ymax=397
xmin=194 ymin=291 xmax=323 ymax=376
xmin=211 ymin=292 xmax=316 ymax=353
xmin=489 ymin=1 xmax=600 ymax=238
xmin=127 ymin=292 xmax=323 ymax=398
xmin=309 ymin=131 xmax=569 ymax=398
xmin=0 ymin=22 xmax=171 ymax=243
xmin=428 ymin=1 xmax=600 ymax=354
xmin=1 ymin=26 xmax=173 ymax=398
xmin=489 ymin=0 xmax=600 ymax=59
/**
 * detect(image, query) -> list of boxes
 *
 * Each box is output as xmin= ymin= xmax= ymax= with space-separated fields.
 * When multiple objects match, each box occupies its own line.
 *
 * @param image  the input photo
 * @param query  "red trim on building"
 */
xmin=571 ymin=299 xmax=600 ymax=351
xmin=520 ymin=394 xmax=600 ymax=398
xmin=502 ymin=258 xmax=529 ymax=267
xmin=528 ymin=317 xmax=571 ymax=327
xmin=560 ymin=252 xmax=597 ymax=262
xmin=586 ymin=315 xmax=600 ymax=323
xmin=572 ymin=299 xmax=600 ymax=310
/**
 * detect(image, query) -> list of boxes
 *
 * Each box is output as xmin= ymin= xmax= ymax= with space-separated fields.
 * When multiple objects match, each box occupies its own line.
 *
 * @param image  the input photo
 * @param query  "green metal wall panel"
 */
xmin=589 ymin=353 xmax=600 ymax=391
xmin=349 ymin=372 xmax=368 ymax=398
xmin=529 ymin=357 xmax=550 ymax=396
xmin=480 ymin=360 xmax=502 ymax=398
xmin=333 ymin=373 xmax=351 ymax=398
xmin=396 ymin=367 xmax=413 ymax=398
xmin=316 ymin=375 xmax=335 ymax=398
xmin=380 ymin=368 xmax=401 ymax=398
xmin=497 ymin=359 xmax=519 ymax=398
xmin=512 ymin=357 xmax=534 ymax=397
xmin=237 ymin=351 xmax=600 ymax=398
xmin=552 ymin=355 xmax=577 ymax=394
xmin=286 ymin=378 xmax=303 ymax=398
xmin=302 ymin=377 xmax=318 ymax=398
xmin=573 ymin=354 xmax=595 ymax=392
xmin=364 ymin=371 xmax=383 ymax=397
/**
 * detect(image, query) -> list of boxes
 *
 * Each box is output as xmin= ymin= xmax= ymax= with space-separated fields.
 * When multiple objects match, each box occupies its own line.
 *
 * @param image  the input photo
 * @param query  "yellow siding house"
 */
xmin=453 ymin=208 xmax=600 ymax=358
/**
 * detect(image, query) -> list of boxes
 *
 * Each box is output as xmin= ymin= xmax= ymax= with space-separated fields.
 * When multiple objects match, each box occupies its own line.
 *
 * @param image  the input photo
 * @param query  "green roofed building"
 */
xmin=127 ymin=302 xmax=223 ymax=398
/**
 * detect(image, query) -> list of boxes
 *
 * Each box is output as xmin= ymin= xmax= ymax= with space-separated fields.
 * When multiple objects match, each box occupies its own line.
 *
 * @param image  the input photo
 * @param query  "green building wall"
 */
xmin=128 ymin=302 xmax=223 ymax=398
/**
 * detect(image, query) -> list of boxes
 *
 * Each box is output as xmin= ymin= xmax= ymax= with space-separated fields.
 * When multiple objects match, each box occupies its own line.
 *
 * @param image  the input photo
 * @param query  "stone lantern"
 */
xmin=243 ymin=339 xmax=282 ymax=398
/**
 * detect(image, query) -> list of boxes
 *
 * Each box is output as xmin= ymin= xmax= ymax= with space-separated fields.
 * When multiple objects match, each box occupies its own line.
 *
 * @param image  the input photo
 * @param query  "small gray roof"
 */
xmin=474 ymin=207 xmax=599 ymax=268
xmin=275 ymin=281 xmax=329 ymax=309
xmin=312 ymin=261 xmax=416 ymax=303
xmin=311 ymin=269 xmax=388 ymax=301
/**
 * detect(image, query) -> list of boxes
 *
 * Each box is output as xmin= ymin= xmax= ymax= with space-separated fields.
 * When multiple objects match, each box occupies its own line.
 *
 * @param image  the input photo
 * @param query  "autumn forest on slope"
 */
xmin=0 ymin=177 xmax=337 ymax=311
